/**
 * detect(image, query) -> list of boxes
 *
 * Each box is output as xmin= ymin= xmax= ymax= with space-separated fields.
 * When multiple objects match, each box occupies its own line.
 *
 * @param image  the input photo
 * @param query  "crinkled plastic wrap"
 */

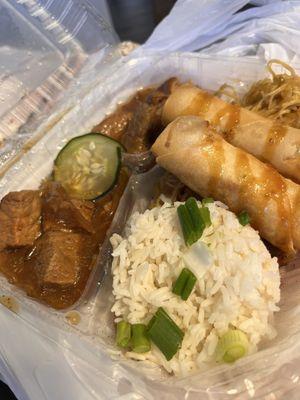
xmin=0 ymin=0 xmax=119 ymax=172
xmin=145 ymin=0 xmax=300 ymax=63
xmin=1 ymin=49 xmax=300 ymax=399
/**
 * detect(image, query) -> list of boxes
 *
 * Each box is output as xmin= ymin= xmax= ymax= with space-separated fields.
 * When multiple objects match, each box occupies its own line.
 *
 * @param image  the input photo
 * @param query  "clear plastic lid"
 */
xmin=0 ymin=0 xmax=119 ymax=168
xmin=1 ymin=16 xmax=300 ymax=397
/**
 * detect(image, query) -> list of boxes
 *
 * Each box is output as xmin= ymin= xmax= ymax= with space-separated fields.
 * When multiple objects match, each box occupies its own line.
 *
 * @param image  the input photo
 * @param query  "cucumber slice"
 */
xmin=54 ymin=133 xmax=124 ymax=200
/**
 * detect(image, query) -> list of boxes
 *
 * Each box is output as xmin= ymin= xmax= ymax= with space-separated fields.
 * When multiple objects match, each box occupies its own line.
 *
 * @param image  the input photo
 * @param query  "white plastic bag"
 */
xmin=144 ymin=0 xmax=300 ymax=63
xmin=144 ymin=0 xmax=250 ymax=52
xmin=202 ymin=2 xmax=300 ymax=62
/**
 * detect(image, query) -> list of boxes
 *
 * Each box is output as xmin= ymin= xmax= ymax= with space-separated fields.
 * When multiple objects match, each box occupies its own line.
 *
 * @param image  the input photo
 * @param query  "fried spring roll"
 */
xmin=162 ymin=84 xmax=300 ymax=183
xmin=152 ymin=116 xmax=300 ymax=253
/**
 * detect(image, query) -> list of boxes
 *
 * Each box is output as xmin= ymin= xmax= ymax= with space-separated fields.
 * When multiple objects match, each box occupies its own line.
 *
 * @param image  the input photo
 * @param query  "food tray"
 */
xmin=1 ymin=49 xmax=300 ymax=399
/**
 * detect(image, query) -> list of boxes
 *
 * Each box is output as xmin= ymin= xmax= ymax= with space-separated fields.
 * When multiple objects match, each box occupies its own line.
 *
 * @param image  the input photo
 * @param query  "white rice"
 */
xmin=110 ymin=199 xmax=280 ymax=377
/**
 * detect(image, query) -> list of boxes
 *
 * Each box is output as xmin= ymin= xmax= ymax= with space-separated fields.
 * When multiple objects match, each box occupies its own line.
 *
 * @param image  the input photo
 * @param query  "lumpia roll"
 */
xmin=152 ymin=116 xmax=300 ymax=253
xmin=162 ymin=84 xmax=300 ymax=183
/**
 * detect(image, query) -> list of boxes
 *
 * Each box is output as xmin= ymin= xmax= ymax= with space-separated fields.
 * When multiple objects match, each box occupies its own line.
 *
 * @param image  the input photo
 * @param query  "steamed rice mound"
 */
xmin=110 ymin=199 xmax=280 ymax=377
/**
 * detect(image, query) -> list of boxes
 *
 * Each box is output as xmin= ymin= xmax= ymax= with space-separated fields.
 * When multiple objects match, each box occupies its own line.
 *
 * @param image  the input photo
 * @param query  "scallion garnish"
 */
xmin=177 ymin=204 xmax=197 ymax=246
xmin=172 ymin=268 xmax=190 ymax=296
xmin=116 ymin=320 xmax=131 ymax=348
xmin=181 ymin=271 xmax=197 ymax=300
xmin=238 ymin=211 xmax=250 ymax=226
xmin=131 ymin=324 xmax=151 ymax=353
xmin=178 ymin=198 xmax=212 ymax=246
xmin=156 ymin=308 xmax=184 ymax=338
xmin=199 ymin=206 xmax=212 ymax=227
xmin=216 ymin=329 xmax=249 ymax=363
xmin=202 ymin=197 xmax=214 ymax=205
xmin=185 ymin=197 xmax=205 ymax=238
xmin=172 ymin=268 xmax=197 ymax=300
xmin=147 ymin=307 xmax=184 ymax=361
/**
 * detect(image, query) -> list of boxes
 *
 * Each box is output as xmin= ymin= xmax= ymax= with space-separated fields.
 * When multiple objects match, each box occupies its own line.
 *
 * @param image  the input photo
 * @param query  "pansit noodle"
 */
xmin=216 ymin=59 xmax=300 ymax=129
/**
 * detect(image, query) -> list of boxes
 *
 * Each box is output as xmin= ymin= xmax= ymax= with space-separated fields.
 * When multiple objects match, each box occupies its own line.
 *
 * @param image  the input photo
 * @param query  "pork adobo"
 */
xmin=0 ymin=79 xmax=175 ymax=309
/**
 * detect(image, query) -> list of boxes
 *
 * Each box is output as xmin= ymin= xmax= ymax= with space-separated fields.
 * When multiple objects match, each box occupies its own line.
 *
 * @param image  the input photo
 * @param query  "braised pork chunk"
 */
xmin=0 ymin=190 xmax=41 ymax=250
xmin=34 ymin=231 xmax=86 ymax=287
xmin=41 ymin=182 xmax=95 ymax=233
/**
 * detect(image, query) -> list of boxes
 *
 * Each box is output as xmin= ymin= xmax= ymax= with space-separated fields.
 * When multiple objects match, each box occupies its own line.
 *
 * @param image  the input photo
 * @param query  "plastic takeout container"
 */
xmin=2 ymin=2 xmax=300 ymax=399
xmin=0 ymin=0 xmax=118 ymax=169
xmin=2 ymin=48 xmax=300 ymax=399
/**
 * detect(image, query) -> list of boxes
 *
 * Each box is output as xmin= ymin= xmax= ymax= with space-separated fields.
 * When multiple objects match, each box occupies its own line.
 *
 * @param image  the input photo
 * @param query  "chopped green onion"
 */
xmin=181 ymin=270 xmax=197 ymax=300
xmin=131 ymin=324 xmax=151 ymax=353
xmin=238 ymin=211 xmax=250 ymax=226
xmin=172 ymin=268 xmax=190 ymax=296
xmin=185 ymin=197 xmax=205 ymax=238
xmin=173 ymin=268 xmax=197 ymax=300
xmin=156 ymin=308 xmax=183 ymax=337
xmin=177 ymin=204 xmax=197 ymax=246
xmin=202 ymin=197 xmax=214 ymax=205
xmin=116 ymin=321 xmax=131 ymax=348
xmin=178 ymin=198 xmax=213 ymax=246
xmin=199 ymin=206 xmax=211 ymax=227
xmin=147 ymin=307 xmax=184 ymax=361
xmin=216 ymin=329 xmax=249 ymax=363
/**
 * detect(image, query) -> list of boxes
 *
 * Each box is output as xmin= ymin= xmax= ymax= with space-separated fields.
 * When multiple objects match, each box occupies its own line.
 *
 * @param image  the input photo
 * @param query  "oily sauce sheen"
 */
xmin=199 ymin=130 xmax=292 ymax=252
xmin=189 ymin=91 xmax=213 ymax=116
xmin=262 ymin=122 xmax=287 ymax=162
xmin=0 ymin=295 xmax=19 ymax=313
xmin=183 ymin=89 xmax=241 ymax=140
xmin=211 ymin=104 xmax=241 ymax=138
xmin=185 ymin=88 xmax=293 ymax=185
xmin=234 ymin=152 xmax=291 ymax=251
xmin=205 ymin=137 xmax=225 ymax=200
xmin=92 ymin=79 xmax=176 ymax=153
xmin=0 ymin=170 xmax=128 ymax=310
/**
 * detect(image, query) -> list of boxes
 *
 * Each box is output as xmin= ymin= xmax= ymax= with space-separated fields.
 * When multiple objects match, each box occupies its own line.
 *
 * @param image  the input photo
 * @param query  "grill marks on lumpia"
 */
xmin=202 ymin=136 xmax=225 ymax=201
xmin=185 ymin=91 xmax=213 ymax=117
xmin=234 ymin=151 xmax=291 ymax=251
xmin=162 ymin=84 xmax=300 ymax=183
xmin=152 ymin=116 xmax=298 ymax=253
xmin=202 ymin=133 xmax=292 ymax=251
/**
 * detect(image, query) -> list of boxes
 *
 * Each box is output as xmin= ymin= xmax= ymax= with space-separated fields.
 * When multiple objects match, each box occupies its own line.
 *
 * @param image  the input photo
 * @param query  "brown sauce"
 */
xmin=205 ymin=137 xmax=225 ymax=199
xmin=262 ymin=122 xmax=287 ymax=162
xmin=211 ymin=103 xmax=241 ymax=140
xmin=291 ymin=187 xmax=300 ymax=249
xmin=234 ymin=151 xmax=292 ymax=251
xmin=65 ymin=310 xmax=81 ymax=325
xmin=183 ymin=89 xmax=241 ymax=139
xmin=0 ymin=80 xmax=176 ymax=309
xmin=0 ymin=170 xmax=128 ymax=310
xmin=92 ymin=78 xmax=177 ymax=153
xmin=183 ymin=90 xmax=213 ymax=117
xmin=0 ymin=295 xmax=19 ymax=313
xmin=211 ymin=104 xmax=241 ymax=131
